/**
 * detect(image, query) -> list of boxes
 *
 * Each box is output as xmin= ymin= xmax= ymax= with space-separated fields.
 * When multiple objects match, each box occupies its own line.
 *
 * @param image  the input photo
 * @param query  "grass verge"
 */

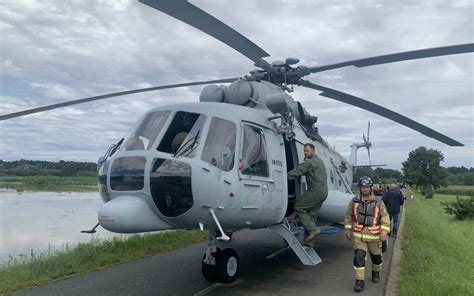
xmin=397 ymin=193 xmax=474 ymax=295
xmin=0 ymin=230 xmax=207 ymax=295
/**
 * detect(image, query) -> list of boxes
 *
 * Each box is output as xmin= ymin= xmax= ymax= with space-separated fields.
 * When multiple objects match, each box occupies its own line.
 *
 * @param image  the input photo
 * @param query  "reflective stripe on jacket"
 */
xmin=344 ymin=195 xmax=391 ymax=241
xmin=352 ymin=197 xmax=382 ymax=235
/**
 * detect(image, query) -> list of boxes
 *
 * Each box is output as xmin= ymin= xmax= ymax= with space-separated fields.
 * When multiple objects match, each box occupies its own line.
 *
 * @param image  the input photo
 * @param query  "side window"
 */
xmin=124 ymin=110 xmax=171 ymax=151
xmin=201 ymin=117 xmax=236 ymax=171
xmin=157 ymin=111 xmax=206 ymax=158
xmin=240 ymin=125 xmax=269 ymax=177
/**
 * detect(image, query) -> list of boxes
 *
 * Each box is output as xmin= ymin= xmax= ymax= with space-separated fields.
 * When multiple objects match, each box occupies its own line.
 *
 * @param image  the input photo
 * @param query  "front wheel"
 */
xmin=202 ymin=248 xmax=221 ymax=282
xmin=216 ymin=248 xmax=239 ymax=283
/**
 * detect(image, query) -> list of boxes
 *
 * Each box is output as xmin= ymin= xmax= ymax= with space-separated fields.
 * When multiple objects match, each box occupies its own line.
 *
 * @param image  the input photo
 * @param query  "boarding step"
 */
xmin=268 ymin=218 xmax=322 ymax=266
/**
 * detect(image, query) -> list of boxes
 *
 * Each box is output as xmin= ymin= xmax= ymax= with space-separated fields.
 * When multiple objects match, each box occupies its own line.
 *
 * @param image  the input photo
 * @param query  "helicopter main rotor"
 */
xmin=1 ymin=0 xmax=472 ymax=147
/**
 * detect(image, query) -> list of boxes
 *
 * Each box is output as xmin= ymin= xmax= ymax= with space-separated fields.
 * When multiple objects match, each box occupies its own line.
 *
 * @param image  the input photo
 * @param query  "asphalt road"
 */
xmin=15 ymin=228 xmax=395 ymax=296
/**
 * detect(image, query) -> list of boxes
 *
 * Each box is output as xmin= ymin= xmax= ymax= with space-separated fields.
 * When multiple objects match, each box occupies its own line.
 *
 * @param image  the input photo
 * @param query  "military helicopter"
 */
xmin=1 ymin=0 xmax=472 ymax=284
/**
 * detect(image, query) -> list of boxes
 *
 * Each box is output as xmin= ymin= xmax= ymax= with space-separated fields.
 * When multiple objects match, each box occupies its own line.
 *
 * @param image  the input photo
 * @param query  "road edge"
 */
xmin=384 ymin=194 xmax=408 ymax=296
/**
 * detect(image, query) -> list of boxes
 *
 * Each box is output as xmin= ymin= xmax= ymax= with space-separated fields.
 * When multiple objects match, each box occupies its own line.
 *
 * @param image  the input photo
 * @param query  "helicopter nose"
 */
xmin=98 ymin=195 xmax=173 ymax=233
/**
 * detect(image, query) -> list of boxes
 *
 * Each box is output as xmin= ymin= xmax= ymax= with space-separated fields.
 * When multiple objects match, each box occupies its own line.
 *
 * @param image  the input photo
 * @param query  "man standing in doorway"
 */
xmin=288 ymin=143 xmax=328 ymax=247
xmin=344 ymin=176 xmax=390 ymax=292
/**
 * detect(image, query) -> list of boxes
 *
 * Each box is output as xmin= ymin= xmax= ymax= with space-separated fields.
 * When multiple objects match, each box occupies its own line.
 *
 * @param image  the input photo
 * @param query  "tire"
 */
xmin=216 ymin=248 xmax=239 ymax=283
xmin=201 ymin=248 xmax=221 ymax=282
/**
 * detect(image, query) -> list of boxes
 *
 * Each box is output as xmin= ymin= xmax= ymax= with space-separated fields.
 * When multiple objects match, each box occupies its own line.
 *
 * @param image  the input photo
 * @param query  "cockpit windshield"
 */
xmin=157 ymin=111 xmax=207 ymax=158
xmin=123 ymin=110 xmax=171 ymax=151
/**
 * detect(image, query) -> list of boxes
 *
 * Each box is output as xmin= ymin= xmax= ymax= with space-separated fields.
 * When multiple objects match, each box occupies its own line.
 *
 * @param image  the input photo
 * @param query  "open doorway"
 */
xmin=284 ymin=139 xmax=301 ymax=216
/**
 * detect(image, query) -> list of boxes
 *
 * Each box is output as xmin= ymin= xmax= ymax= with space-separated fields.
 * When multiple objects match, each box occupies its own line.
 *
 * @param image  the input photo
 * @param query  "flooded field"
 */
xmin=0 ymin=188 xmax=128 ymax=265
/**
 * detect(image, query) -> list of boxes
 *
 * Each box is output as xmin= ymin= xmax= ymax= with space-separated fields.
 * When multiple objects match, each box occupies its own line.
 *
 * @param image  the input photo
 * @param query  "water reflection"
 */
xmin=0 ymin=188 xmax=129 ymax=265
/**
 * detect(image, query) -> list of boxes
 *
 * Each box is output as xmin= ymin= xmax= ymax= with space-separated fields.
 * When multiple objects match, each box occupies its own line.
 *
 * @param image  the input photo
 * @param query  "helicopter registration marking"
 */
xmin=272 ymin=159 xmax=283 ymax=167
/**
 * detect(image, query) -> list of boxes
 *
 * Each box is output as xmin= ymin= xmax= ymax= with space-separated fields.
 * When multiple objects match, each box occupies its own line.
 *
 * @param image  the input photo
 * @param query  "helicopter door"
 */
xmin=239 ymin=124 xmax=273 ymax=217
xmin=284 ymin=139 xmax=301 ymax=216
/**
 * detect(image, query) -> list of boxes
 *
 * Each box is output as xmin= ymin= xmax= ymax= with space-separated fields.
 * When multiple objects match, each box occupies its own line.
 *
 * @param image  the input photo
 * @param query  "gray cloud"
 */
xmin=0 ymin=0 xmax=472 ymax=170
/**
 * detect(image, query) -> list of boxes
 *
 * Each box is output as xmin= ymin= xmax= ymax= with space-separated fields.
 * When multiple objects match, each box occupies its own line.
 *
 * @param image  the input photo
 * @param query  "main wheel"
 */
xmin=202 ymin=248 xmax=221 ymax=282
xmin=216 ymin=248 xmax=239 ymax=283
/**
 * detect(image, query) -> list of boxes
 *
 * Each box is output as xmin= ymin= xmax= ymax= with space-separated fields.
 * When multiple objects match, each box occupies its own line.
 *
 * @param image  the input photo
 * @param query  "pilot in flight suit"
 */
xmin=288 ymin=143 xmax=328 ymax=247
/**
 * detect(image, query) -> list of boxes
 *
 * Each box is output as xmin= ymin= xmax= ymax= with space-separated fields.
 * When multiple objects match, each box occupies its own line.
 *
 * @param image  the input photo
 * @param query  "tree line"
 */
xmin=1 ymin=148 xmax=473 ymax=187
xmin=355 ymin=147 xmax=473 ymax=187
xmin=0 ymin=159 xmax=97 ymax=177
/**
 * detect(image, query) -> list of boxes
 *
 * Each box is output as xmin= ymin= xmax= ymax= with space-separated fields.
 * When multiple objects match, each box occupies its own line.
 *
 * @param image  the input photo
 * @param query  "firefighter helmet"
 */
xmin=358 ymin=176 xmax=373 ymax=187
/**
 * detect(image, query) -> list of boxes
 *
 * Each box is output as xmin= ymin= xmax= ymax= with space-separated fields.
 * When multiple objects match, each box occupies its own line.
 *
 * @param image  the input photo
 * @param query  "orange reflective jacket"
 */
xmin=352 ymin=197 xmax=382 ymax=235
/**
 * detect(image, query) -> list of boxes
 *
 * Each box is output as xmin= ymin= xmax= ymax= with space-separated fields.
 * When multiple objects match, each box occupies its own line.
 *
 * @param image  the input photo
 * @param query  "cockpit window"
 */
xmin=110 ymin=157 xmax=146 ymax=191
xmin=124 ymin=110 xmax=171 ymax=151
xmin=240 ymin=125 xmax=269 ymax=177
xmin=157 ymin=111 xmax=206 ymax=158
xmin=201 ymin=117 xmax=236 ymax=171
xmin=150 ymin=158 xmax=193 ymax=217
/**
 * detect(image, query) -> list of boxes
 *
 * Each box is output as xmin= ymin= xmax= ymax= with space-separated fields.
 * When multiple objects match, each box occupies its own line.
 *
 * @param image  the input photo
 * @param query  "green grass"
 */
xmin=0 ymin=176 xmax=97 ymax=192
xmin=0 ymin=230 xmax=207 ymax=295
xmin=397 ymin=193 xmax=474 ymax=295
xmin=433 ymin=185 xmax=474 ymax=197
xmin=446 ymin=185 xmax=474 ymax=190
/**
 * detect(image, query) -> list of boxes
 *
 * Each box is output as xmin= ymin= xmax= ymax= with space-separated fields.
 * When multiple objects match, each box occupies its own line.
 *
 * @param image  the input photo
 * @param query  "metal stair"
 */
xmin=268 ymin=216 xmax=322 ymax=265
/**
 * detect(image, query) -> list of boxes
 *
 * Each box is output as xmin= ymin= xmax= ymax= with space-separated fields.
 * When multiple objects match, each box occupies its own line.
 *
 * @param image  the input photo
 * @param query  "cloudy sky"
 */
xmin=0 ymin=0 xmax=473 ymax=170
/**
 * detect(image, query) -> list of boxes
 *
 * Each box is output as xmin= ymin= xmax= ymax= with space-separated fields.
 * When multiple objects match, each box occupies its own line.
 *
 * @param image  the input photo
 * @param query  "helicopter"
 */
xmin=1 ymin=0 xmax=472 ymax=284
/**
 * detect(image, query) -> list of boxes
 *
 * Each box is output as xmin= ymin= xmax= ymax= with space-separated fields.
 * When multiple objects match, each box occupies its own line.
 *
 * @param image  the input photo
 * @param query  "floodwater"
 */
xmin=0 ymin=188 xmax=128 ymax=265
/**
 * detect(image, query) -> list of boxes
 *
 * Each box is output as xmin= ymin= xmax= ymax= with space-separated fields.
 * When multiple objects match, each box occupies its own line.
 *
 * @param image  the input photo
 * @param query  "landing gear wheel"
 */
xmin=202 ymin=248 xmax=221 ymax=282
xmin=216 ymin=248 xmax=239 ymax=283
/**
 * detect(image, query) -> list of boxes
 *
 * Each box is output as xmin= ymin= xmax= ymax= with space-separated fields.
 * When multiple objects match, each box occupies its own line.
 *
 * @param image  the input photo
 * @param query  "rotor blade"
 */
xmin=367 ymin=148 xmax=371 ymax=166
xmin=299 ymin=80 xmax=464 ymax=146
xmin=0 ymin=77 xmax=238 ymax=121
xmin=353 ymin=164 xmax=387 ymax=168
xmin=367 ymin=121 xmax=370 ymax=141
xmin=139 ymin=0 xmax=272 ymax=70
xmin=308 ymin=43 xmax=474 ymax=73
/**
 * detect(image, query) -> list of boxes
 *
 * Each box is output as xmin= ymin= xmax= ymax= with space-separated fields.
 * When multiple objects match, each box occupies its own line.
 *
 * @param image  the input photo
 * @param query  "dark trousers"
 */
xmin=388 ymin=212 xmax=400 ymax=235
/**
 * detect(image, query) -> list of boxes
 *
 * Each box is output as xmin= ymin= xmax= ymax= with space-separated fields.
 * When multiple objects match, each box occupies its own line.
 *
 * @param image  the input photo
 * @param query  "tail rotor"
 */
xmin=362 ymin=121 xmax=372 ymax=165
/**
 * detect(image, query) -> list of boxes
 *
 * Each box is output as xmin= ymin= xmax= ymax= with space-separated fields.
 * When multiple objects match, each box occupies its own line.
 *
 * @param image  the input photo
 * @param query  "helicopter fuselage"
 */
xmin=97 ymin=100 xmax=354 ymax=234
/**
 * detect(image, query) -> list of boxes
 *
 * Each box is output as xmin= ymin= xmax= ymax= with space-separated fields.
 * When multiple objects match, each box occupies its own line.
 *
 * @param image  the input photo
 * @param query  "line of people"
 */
xmin=286 ymin=143 xmax=404 ymax=293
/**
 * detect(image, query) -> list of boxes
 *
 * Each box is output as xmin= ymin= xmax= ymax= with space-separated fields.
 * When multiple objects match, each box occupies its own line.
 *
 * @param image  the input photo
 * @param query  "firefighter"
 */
xmin=344 ymin=176 xmax=390 ymax=292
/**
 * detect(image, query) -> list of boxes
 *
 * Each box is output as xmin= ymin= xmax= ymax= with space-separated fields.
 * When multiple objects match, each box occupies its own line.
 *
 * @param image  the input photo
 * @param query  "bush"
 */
xmin=421 ymin=187 xmax=434 ymax=198
xmin=441 ymin=196 xmax=474 ymax=220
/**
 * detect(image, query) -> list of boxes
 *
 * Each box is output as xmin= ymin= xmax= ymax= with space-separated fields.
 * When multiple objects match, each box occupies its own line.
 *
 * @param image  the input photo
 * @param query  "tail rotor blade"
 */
xmin=368 ymin=148 xmax=371 ymax=166
xmin=367 ymin=121 xmax=371 ymax=141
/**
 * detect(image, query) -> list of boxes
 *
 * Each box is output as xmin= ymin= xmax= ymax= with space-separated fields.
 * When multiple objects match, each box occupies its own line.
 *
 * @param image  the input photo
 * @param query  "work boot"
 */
xmin=302 ymin=240 xmax=314 ymax=248
xmin=372 ymin=271 xmax=380 ymax=283
xmin=304 ymin=228 xmax=321 ymax=242
xmin=354 ymin=280 xmax=365 ymax=292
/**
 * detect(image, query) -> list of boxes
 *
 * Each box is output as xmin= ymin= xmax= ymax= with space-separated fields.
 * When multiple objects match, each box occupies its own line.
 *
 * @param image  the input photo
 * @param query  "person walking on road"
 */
xmin=382 ymin=183 xmax=405 ymax=237
xmin=344 ymin=176 xmax=390 ymax=292
xmin=288 ymin=143 xmax=328 ymax=247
